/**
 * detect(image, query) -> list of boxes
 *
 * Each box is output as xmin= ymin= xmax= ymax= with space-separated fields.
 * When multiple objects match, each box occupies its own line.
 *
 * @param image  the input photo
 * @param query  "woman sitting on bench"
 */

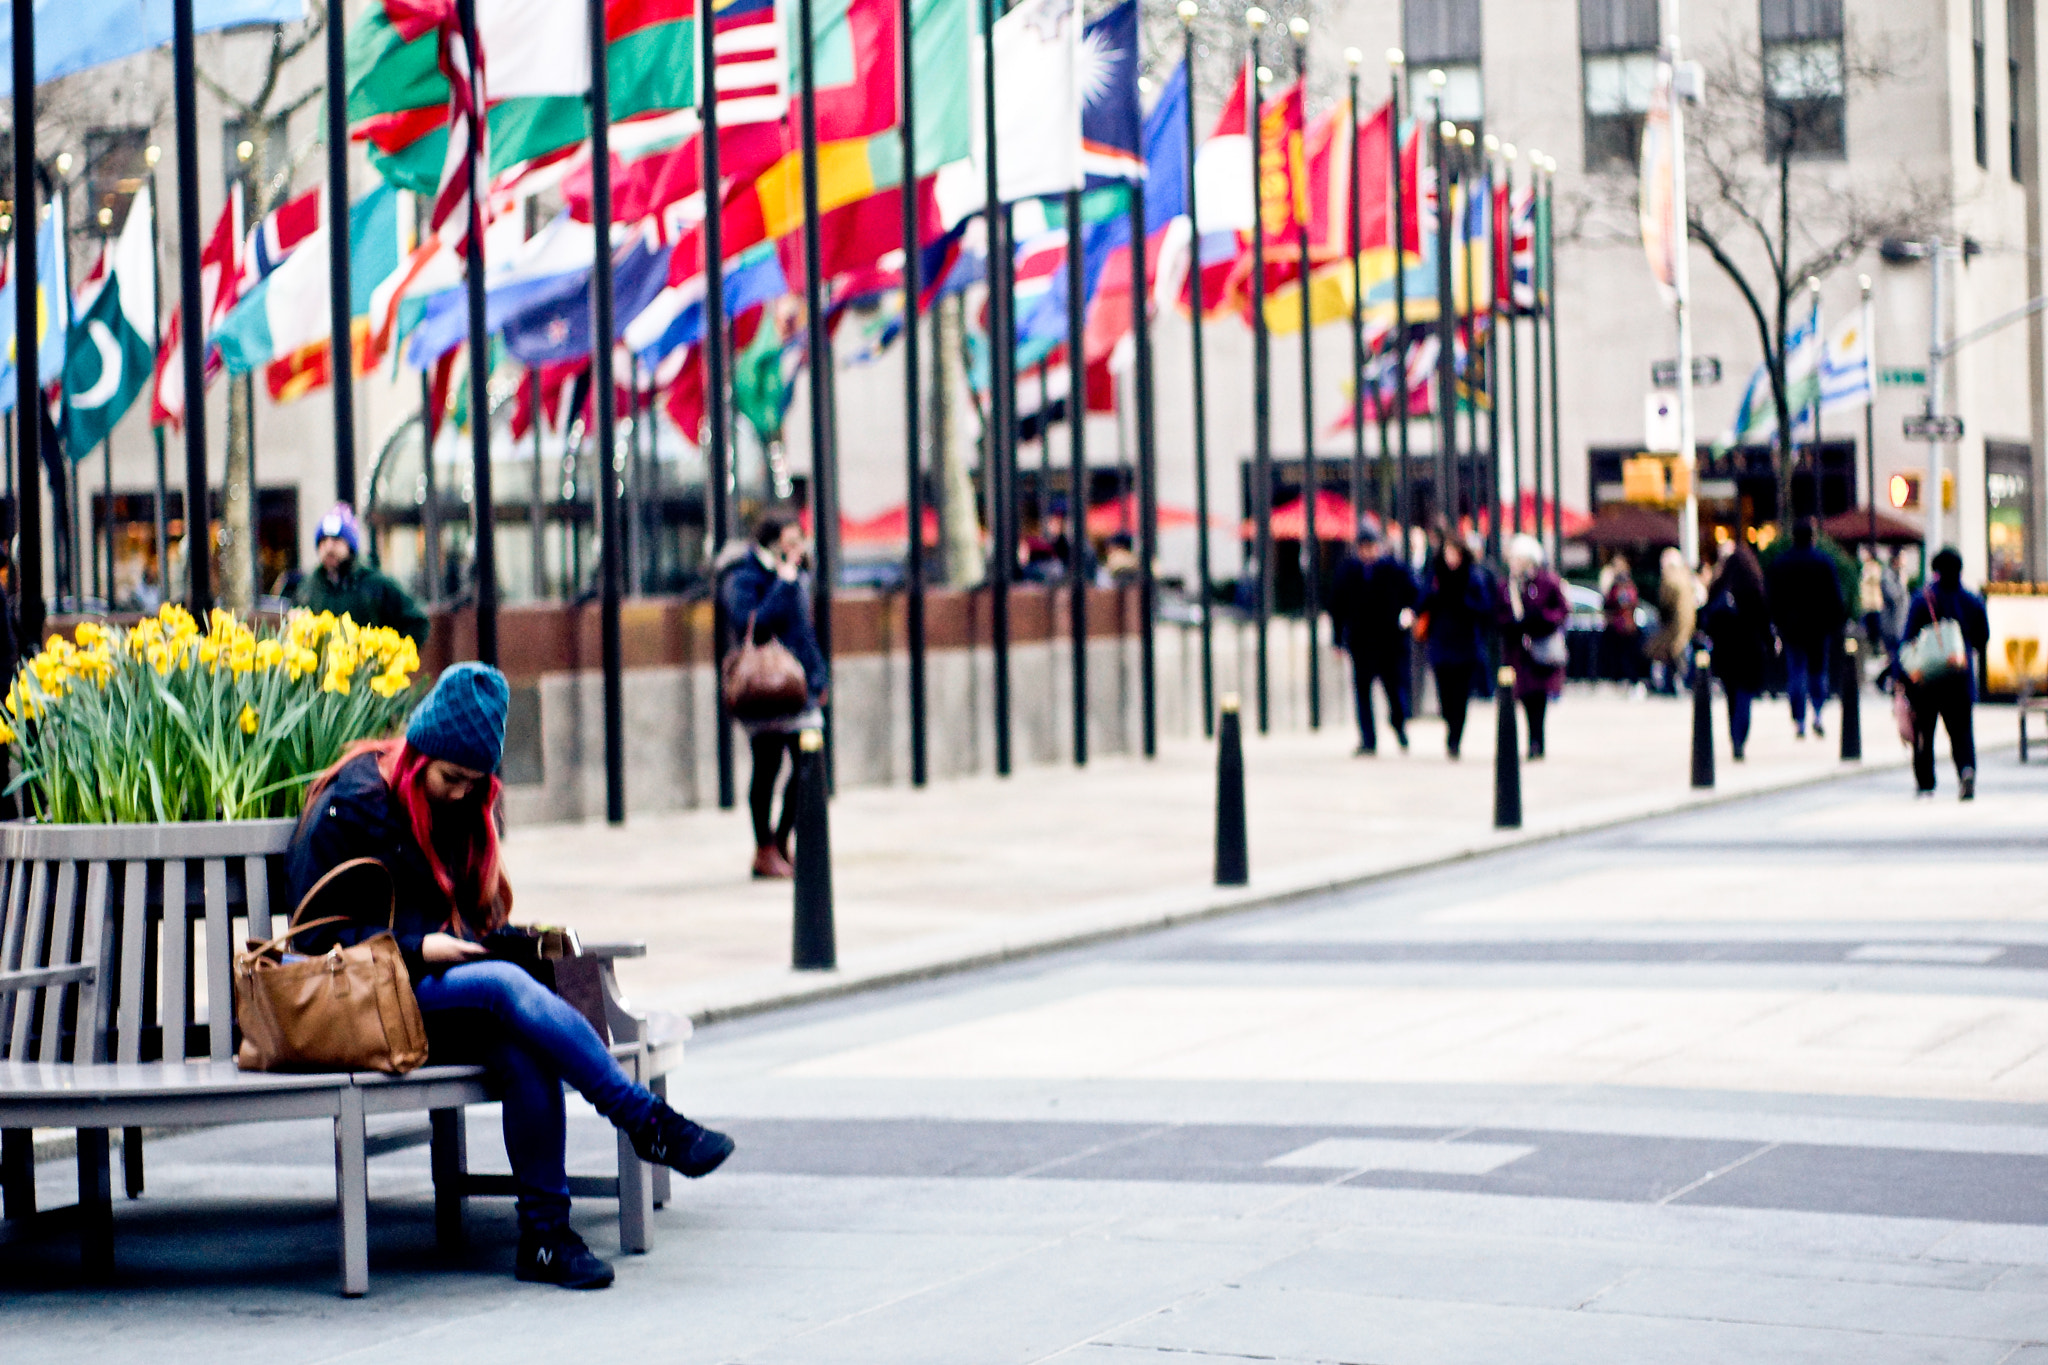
xmin=287 ymin=662 xmax=735 ymax=1290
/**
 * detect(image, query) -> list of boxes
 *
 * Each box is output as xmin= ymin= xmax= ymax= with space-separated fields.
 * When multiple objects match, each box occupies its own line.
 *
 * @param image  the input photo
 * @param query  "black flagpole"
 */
xmin=1248 ymin=12 xmax=1271 ymax=735
xmin=1131 ymin=175 xmax=1157 ymax=758
xmin=1064 ymin=185 xmax=1087 ymax=766
xmin=982 ymin=0 xmax=1014 ymax=775
xmin=1346 ymin=53 xmax=1365 ymax=527
xmin=456 ymin=0 xmax=497 ymax=664
xmin=1545 ymin=161 xmax=1562 ymax=558
xmin=1430 ymin=97 xmax=1456 ymax=537
xmin=1507 ymin=153 xmax=1521 ymax=534
xmin=1482 ymin=142 xmax=1500 ymax=561
xmin=173 ymin=0 xmax=210 ymax=613
xmin=1529 ymin=155 xmax=1546 ymax=556
xmin=797 ymin=0 xmax=836 ymax=756
xmin=900 ymin=0 xmax=927 ymax=787
xmin=1180 ymin=4 xmax=1214 ymax=738
xmin=587 ymin=0 xmax=624 ymax=823
xmin=1291 ymin=23 xmax=1317 ymax=732
xmin=1389 ymin=55 xmax=1412 ymax=565
xmin=701 ymin=0 xmax=736 ymax=810
xmin=325 ymin=0 xmax=357 ymax=509
xmin=11 ymin=0 xmax=42 ymax=639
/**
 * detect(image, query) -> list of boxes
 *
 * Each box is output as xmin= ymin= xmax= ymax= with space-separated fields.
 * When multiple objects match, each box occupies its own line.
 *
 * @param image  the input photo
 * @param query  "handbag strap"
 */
xmin=244 ymin=914 xmax=356 ymax=963
xmin=288 ymin=856 xmax=398 ymax=936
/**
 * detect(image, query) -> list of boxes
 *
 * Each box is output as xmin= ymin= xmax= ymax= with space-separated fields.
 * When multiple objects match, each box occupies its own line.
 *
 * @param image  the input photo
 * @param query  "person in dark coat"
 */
xmin=1496 ymin=533 xmax=1570 ymax=759
xmin=292 ymin=503 xmax=433 ymax=643
xmin=1703 ymin=545 xmax=1772 ymax=761
xmin=1329 ymin=521 xmax=1417 ymax=754
xmin=1899 ymin=546 xmax=1990 ymax=799
xmin=288 ymin=664 xmax=735 ymax=1290
xmin=1766 ymin=518 xmax=1846 ymax=739
xmin=1419 ymin=536 xmax=1493 ymax=759
xmin=718 ymin=509 xmax=831 ymax=878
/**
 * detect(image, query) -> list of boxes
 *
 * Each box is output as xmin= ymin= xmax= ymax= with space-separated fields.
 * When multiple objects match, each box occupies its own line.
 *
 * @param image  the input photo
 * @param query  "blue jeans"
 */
xmin=1786 ymin=643 xmax=1829 ymax=727
xmin=413 ymin=960 xmax=660 ymax=1234
xmin=1726 ymin=688 xmax=1754 ymax=755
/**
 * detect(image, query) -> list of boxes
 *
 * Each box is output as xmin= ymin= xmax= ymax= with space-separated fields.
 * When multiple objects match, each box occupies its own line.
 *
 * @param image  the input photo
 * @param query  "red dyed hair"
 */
xmin=306 ymin=738 xmax=513 ymax=936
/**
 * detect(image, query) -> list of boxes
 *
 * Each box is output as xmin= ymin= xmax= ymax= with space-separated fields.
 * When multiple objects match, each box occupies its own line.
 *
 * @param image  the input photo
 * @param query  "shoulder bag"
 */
xmin=233 ymin=857 xmax=429 ymax=1074
xmin=721 ymin=610 xmax=810 ymax=722
xmin=1900 ymin=590 xmax=1968 ymax=683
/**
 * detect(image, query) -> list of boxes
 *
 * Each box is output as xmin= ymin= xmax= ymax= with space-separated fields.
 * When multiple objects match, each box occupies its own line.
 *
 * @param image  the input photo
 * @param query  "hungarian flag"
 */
xmin=60 ymin=182 xmax=157 ymax=454
xmin=210 ymin=186 xmax=405 ymax=403
xmin=346 ymin=0 xmax=697 ymax=195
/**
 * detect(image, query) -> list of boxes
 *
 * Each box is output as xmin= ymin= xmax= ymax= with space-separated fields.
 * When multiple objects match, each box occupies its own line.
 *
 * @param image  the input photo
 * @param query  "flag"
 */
xmin=347 ymin=0 xmax=697 ymax=196
xmin=152 ymin=185 xmax=244 ymax=428
xmin=1506 ymin=182 xmax=1535 ymax=313
xmin=0 ymin=203 xmax=70 ymax=411
xmin=1820 ymin=310 xmax=1873 ymax=415
xmin=210 ymin=186 xmax=404 ymax=396
xmin=731 ymin=301 xmax=796 ymax=442
xmin=1256 ymin=77 xmax=1306 ymax=247
xmin=991 ymin=0 xmax=1081 ymax=201
xmin=60 ymin=275 xmax=154 ymax=457
xmin=238 ymin=185 xmax=324 ymax=291
xmin=499 ymin=223 xmax=672 ymax=366
xmin=1192 ymin=67 xmax=1254 ymax=233
xmin=1718 ymin=299 xmax=1818 ymax=451
xmin=1079 ymin=0 xmax=1141 ymax=184
xmin=1638 ymin=60 xmax=1676 ymax=306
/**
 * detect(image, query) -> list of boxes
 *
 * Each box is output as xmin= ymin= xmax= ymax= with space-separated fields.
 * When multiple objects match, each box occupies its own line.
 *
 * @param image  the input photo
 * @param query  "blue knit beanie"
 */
xmin=406 ymin=663 xmax=510 ymax=774
xmin=316 ymin=503 xmax=363 ymax=555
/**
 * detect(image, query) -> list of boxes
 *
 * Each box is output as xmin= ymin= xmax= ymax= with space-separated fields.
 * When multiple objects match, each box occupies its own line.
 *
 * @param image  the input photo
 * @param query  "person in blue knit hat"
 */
xmin=293 ymin=502 xmax=432 ymax=643
xmin=287 ymin=662 xmax=735 ymax=1290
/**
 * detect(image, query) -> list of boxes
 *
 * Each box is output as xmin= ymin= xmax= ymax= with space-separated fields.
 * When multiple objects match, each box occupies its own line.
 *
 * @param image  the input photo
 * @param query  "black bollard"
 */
xmin=1691 ymin=646 xmax=1715 ymax=789
xmin=1494 ymin=666 xmax=1521 ymax=829
xmin=1839 ymin=636 xmax=1863 ymax=761
xmin=791 ymin=727 xmax=837 ymax=970
xmin=1215 ymin=694 xmax=1248 ymax=886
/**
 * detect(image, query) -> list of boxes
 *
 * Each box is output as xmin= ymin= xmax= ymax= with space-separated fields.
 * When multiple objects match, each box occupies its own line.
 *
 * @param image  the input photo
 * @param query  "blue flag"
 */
xmin=0 ymin=207 xmax=71 ymax=412
xmin=1080 ymin=1 xmax=1143 ymax=185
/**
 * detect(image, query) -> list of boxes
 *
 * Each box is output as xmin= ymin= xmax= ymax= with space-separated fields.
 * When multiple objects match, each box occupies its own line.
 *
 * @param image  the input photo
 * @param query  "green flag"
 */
xmin=61 ymin=272 xmax=153 ymax=457
xmin=733 ymin=311 xmax=790 ymax=445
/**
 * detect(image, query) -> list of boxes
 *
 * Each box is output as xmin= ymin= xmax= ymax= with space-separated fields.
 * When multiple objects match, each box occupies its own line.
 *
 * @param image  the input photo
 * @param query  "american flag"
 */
xmin=429 ymin=17 xmax=489 ymax=248
xmin=710 ymin=0 xmax=787 ymax=127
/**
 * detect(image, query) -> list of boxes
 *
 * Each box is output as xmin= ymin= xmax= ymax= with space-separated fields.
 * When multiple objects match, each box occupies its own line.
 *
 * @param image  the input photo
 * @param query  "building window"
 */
xmin=1405 ymin=0 xmax=1484 ymax=132
xmin=1580 ymin=0 xmax=1658 ymax=173
xmin=84 ymin=129 xmax=150 ymax=236
xmin=2011 ymin=0 xmax=2025 ymax=180
xmin=1974 ymin=0 xmax=1988 ymax=168
xmin=222 ymin=115 xmax=290 ymax=210
xmin=1761 ymin=0 xmax=1845 ymax=159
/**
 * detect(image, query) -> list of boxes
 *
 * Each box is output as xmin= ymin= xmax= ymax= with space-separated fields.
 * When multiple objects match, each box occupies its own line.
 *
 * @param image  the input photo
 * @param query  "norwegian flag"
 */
xmin=151 ymin=183 xmax=244 ymax=429
xmin=239 ymin=185 xmax=324 ymax=293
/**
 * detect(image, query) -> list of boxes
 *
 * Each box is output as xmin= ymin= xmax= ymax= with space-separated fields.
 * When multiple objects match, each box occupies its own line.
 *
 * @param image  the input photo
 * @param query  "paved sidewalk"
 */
xmin=506 ymin=684 xmax=1928 ymax=1023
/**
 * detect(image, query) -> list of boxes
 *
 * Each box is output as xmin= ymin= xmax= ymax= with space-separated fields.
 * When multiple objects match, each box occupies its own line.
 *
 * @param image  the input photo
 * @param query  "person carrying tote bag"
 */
xmin=1895 ymin=547 xmax=1989 ymax=799
xmin=287 ymin=663 xmax=736 ymax=1291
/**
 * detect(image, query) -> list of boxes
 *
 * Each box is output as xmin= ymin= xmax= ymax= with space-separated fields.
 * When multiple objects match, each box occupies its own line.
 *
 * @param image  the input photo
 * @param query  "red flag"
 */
xmin=1257 ymin=79 xmax=1306 ymax=248
xmin=151 ymin=185 xmax=243 ymax=429
xmin=664 ymin=345 xmax=706 ymax=445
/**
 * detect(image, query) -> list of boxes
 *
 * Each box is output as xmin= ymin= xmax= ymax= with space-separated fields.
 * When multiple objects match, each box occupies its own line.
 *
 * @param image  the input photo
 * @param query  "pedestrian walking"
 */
xmin=1496 ymin=533 xmax=1570 ymax=760
xmin=1329 ymin=521 xmax=1417 ymax=755
xmin=718 ymin=510 xmax=831 ymax=879
xmin=1646 ymin=547 xmax=1696 ymax=695
xmin=1703 ymin=545 xmax=1772 ymax=761
xmin=1598 ymin=554 xmax=1643 ymax=688
xmin=293 ymin=503 xmax=432 ymax=643
xmin=287 ymin=664 xmax=736 ymax=1290
xmin=1766 ymin=518 xmax=1847 ymax=739
xmin=1879 ymin=547 xmax=1910 ymax=683
xmin=1899 ymin=546 xmax=1989 ymax=800
xmin=1419 ymin=536 xmax=1494 ymax=759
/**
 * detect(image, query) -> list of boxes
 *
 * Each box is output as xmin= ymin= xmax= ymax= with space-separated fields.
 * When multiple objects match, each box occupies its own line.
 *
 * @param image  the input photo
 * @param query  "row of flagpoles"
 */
xmin=5 ymin=0 xmax=1568 ymax=822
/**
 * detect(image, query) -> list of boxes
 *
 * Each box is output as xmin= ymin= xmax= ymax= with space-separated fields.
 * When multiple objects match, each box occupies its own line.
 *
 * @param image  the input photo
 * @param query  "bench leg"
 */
xmin=648 ymin=1075 xmax=671 ymax=1209
xmin=429 ymin=1108 xmax=467 ymax=1252
xmin=76 ymin=1129 xmax=113 ymax=1277
xmin=0 ymin=1128 xmax=32 ymax=1219
xmin=334 ymin=1089 xmax=369 ymax=1297
xmin=122 ymin=1128 xmax=145 ymax=1199
xmin=616 ymin=1129 xmax=652 ymax=1255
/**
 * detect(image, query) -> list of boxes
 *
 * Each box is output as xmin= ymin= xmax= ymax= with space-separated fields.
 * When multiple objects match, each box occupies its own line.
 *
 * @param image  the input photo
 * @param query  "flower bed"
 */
xmin=4 ymin=605 xmax=422 ymax=824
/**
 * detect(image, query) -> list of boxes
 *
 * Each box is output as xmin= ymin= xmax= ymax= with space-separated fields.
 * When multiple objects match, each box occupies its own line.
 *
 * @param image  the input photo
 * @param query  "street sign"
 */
xmin=1651 ymin=357 xmax=1722 ymax=387
xmin=1903 ymin=414 xmax=1965 ymax=441
xmin=1880 ymin=366 xmax=1927 ymax=387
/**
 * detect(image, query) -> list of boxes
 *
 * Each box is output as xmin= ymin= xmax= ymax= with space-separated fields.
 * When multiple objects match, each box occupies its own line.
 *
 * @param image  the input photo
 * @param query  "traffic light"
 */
xmin=1887 ymin=472 xmax=1955 ymax=511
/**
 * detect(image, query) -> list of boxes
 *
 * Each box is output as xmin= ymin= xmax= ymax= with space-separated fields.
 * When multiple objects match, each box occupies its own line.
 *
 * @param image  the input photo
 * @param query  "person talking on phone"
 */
xmin=717 ymin=509 xmax=831 ymax=878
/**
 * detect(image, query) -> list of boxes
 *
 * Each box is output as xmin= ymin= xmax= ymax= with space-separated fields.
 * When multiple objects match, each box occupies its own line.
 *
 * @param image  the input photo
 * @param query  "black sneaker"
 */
xmin=1960 ymin=770 xmax=1976 ymax=801
xmin=630 ymin=1107 xmax=736 ymax=1178
xmin=516 ymin=1227 xmax=615 ymax=1290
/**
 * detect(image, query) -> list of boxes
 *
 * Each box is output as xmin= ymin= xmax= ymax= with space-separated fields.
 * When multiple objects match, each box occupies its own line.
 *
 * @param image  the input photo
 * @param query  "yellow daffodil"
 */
xmin=238 ymin=704 xmax=259 ymax=735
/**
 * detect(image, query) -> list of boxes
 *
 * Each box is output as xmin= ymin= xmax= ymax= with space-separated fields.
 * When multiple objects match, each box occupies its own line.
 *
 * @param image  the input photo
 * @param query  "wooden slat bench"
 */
xmin=0 ymin=819 xmax=688 ymax=1295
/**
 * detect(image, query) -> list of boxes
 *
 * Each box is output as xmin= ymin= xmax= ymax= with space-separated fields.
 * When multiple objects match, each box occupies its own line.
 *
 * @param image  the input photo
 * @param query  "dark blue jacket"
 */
xmin=1902 ymin=580 xmax=1990 ymax=687
xmin=719 ymin=550 xmax=830 ymax=700
xmin=1330 ymin=553 xmax=1417 ymax=661
xmin=1420 ymin=560 xmax=1494 ymax=668
xmin=286 ymin=752 xmax=499 ymax=984
xmin=1766 ymin=545 xmax=1847 ymax=646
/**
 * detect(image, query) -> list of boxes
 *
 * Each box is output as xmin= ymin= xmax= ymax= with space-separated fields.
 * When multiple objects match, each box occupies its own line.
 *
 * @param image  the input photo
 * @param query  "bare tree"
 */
xmin=198 ymin=1 xmax=329 ymax=215
xmin=1680 ymin=29 xmax=1945 ymax=518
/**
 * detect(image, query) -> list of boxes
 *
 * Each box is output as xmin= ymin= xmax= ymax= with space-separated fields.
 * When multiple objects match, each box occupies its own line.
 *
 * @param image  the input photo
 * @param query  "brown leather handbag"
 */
xmin=721 ymin=611 xmax=809 ymax=721
xmin=233 ymin=858 xmax=429 ymax=1075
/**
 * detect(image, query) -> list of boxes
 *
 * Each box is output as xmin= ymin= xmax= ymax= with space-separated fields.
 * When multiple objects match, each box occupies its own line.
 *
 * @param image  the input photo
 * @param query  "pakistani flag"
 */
xmin=61 ymin=183 xmax=156 ymax=456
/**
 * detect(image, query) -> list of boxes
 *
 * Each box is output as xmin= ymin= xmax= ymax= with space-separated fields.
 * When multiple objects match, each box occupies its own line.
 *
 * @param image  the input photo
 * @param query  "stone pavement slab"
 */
xmin=506 ymin=686 xmax=1923 ymax=1023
